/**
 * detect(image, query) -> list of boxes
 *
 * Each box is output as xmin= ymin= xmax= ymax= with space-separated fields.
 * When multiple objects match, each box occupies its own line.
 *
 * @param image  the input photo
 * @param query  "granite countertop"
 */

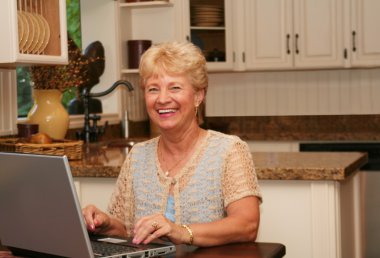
xmin=70 ymin=141 xmax=368 ymax=181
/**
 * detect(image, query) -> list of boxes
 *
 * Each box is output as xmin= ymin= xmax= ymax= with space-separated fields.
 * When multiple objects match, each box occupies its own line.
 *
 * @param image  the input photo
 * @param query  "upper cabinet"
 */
xmin=243 ymin=0 xmax=293 ymax=70
xmin=292 ymin=0 xmax=344 ymax=68
xmin=116 ymin=0 xmax=380 ymax=73
xmin=0 ymin=0 xmax=68 ymax=68
xmin=182 ymin=0 xmax=345 ymax=72
xmin=244 ymin=0 xmax=344 ymax=71
xmin=346 ymin=0 xmax=380 ymax=67
xmin=182 ymin=0 xmax=234 ymax=71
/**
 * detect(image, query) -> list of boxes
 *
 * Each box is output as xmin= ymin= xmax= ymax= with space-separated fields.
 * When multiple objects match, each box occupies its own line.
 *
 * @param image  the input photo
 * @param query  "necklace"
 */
xmin=159 ymin=129 xmax=201 ymax=177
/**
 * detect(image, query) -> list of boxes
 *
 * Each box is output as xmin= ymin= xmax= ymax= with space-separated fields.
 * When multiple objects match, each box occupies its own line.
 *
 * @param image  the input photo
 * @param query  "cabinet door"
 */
xmin=184 ymin=0 xmax=234 ymax=71
xmin=0 ymin=0 xmax=68 ymax=67
xmin=293 ymin=0 xmax=344 ymax=68
xmin=244 ymin=0 xmax=293 ymax=70
xmin=350 ymin=0 xmax=380 ymax=67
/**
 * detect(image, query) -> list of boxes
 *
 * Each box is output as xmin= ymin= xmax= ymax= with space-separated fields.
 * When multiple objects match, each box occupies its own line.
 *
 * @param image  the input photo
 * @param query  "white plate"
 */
xmin=29 ymin=12 xmax=42 ymax=54
xmin=17 ymin=12 xmax=24 ymax=49
xmin=23 ymin=11 xmax=38 ymax=53
xmin=38 ymin=14 xmax=50 ymax=54
xmin=18 ymin=11 xmax=30 ymax=53
xmin=33 ymin=13 xmax=46 ymax=54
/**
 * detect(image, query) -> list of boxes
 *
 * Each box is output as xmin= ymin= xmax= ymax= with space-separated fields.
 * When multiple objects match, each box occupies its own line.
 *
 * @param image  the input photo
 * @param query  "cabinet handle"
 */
xmin=242 ymin=52 xmax=245 ymax=63
xmin=352 ymin=31 xmax=356 ymax=52
xmin=295 ymin=34 xmax=299 ymax=54
xmin=286 ymin=34 xmax=291 ymax=54
xmin=186 ymin=35 xmax=190 ymax=42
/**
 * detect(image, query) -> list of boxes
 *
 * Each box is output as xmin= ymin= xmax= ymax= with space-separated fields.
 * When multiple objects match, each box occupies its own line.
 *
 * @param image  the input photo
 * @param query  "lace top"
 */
xmin=107 ymin=130 xmax=262 ymax=236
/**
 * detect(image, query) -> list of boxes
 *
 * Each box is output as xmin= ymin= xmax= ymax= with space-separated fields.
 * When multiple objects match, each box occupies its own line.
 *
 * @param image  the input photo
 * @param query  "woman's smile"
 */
xmin=158 ymin=108 xmax=177 ymax=117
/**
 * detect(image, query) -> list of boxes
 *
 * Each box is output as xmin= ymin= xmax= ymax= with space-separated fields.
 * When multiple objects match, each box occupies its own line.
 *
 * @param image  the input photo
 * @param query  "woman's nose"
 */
xmin=157 ymin=89 xmax=170 ymax=103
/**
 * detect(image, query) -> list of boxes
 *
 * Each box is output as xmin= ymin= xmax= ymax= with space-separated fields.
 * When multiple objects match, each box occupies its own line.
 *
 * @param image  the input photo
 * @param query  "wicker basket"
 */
xmin=0 ymin=138 xmax=83 ymax=160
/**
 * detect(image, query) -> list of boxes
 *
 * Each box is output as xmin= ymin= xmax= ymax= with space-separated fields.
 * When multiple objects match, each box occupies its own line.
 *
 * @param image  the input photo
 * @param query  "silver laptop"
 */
xmin=0 ymin=152 xmax=176 ymax=258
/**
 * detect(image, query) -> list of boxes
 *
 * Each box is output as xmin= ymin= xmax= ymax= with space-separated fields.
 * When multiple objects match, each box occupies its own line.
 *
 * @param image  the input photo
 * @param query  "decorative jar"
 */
xmin=27 ymin=89 xmax=69 ymax=139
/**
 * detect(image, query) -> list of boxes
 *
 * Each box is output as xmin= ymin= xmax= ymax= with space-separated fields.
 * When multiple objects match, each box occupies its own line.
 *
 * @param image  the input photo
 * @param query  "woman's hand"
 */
xmin=132 ymin=214 xmax=187 ymax=245
xmin=82 ymin=204 xmax=111 ymax=234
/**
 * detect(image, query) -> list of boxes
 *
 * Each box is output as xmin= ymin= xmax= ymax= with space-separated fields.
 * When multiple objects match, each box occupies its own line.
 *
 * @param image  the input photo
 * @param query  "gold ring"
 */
xmin=151 ymin=221 xmax=159 ymax=230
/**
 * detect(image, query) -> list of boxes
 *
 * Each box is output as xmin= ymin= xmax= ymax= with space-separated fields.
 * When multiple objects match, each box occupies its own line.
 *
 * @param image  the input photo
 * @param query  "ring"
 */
xmin=151 ymin=221 xmax=159 ymax=230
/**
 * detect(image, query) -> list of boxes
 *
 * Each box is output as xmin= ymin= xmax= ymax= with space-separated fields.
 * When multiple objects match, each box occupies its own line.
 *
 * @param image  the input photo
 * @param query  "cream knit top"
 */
xmin=108 ymin=130 xmax=262 ymax=236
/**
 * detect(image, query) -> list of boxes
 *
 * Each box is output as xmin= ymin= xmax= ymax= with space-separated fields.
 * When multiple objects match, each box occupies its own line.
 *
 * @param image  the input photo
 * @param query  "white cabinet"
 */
xmin=243 ymin=0 xmax=293 ymax=70
xmin=346 ymin=0 xmax=380 ymax=67
xmin=293 ymin=0 xmax=344 ymax=68
xmin=0 ymin=0 xmax=68 ymax=67
xmin=183 ymin=0 xmax=344 ymax=72
xmin=115 ymin=0 xmax=380 ymax=75
xmin=244 ymin=0 xmax=344 ymax=70
xmin=74 ymin=177 xmax=117 ymax=211
xmin=258 ymin=174 xmax=362 ymax=258
xmin=182 ymin=0 xmax=234 ymax=71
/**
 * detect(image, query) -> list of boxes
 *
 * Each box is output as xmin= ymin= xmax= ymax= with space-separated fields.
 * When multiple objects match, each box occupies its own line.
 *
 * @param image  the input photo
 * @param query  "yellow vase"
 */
xmin=27 ymin=89 xmax=69 ymax=139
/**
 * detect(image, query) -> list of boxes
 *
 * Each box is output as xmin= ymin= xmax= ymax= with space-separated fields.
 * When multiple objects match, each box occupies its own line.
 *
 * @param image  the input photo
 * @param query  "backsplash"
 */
xmin=206 ymin=68 xmax=380 ymax=117
xmin=206 ymin=115 xmax=380 ymax=141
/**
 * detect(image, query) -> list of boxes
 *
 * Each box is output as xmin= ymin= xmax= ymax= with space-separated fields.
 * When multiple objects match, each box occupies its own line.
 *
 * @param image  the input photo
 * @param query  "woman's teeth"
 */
xmin=158 ymin=109 xmax=176 ymax=114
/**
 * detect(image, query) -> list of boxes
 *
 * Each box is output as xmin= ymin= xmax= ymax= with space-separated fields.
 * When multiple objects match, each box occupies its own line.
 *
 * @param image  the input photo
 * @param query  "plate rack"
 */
xmin=17 ymin=0 xmax=61 ymax=56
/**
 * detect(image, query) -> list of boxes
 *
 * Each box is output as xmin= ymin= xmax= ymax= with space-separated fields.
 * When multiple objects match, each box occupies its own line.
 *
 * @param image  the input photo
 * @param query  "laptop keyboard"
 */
xmin=91 ymin=241 xmax=138 ymax=257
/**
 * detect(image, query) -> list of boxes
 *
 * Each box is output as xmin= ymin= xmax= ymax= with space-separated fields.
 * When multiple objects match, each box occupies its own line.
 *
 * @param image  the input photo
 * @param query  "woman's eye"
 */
xmin=170 ymin=85 xmax=181 ymax=91
xmin=146 ymin=87 xmax=158 ymax=92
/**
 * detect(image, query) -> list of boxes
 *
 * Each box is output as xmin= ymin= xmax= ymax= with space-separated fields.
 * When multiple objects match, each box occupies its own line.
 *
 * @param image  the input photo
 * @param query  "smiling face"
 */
xmin=144 ymin=70 xmax=204 ymax=133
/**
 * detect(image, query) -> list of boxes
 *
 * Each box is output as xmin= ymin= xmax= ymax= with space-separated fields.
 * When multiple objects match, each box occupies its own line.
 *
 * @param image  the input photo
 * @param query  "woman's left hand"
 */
xmin=132 ymin=214 xmax=185 ymax=245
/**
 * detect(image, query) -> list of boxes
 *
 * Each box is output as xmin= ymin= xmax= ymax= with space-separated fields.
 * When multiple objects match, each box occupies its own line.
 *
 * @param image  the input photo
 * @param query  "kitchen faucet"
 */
xmin=78 ymin=80 xmax=134 ymax=143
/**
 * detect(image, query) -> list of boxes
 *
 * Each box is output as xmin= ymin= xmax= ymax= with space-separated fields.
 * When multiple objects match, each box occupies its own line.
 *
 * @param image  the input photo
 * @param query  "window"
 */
xmin=17 ymin=0 xmax=82 ymax=117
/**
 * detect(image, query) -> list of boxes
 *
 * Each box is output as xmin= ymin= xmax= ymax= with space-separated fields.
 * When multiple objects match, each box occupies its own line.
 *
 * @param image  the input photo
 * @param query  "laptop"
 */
xmin=0 ymin=152 xmax=176 ymax=258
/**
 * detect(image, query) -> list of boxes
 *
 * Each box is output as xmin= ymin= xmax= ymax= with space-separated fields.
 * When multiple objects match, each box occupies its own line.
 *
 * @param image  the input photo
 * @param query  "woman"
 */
xmin=82 ymin=41 xmax=262 ymax=247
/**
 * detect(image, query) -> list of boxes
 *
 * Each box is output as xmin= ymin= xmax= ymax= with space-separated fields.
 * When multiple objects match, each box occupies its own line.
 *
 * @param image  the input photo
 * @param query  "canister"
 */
xmin=127 ymin=40 xmax=152 ymax=69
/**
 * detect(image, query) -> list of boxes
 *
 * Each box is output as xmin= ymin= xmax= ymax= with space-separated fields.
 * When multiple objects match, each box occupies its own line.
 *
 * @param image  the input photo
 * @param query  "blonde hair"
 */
xmin=139 ymin=41 xmax=208 ymax=95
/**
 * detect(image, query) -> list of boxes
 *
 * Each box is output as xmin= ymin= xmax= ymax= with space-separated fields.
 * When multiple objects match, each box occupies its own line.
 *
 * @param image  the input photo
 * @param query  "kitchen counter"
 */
xmin=70 ymin=141 xmax=368 ymax=180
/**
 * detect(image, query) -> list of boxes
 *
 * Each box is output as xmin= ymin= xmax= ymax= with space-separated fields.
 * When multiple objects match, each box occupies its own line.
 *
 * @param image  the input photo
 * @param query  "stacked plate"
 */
xmin=191 ymin=4 xmax=224 ymax=27
xmin=17 ymin=10 xmax=50 ymax=54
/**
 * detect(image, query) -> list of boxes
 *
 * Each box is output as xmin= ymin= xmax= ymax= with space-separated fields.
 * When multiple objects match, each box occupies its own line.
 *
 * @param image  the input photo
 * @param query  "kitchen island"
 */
xmin=70 ymin=142 xmax=367 ymax=258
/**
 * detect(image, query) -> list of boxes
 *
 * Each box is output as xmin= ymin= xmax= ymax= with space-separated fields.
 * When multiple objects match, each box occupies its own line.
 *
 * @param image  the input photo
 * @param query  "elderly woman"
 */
xmin=82 ymin=41 xmax=262 ymax=247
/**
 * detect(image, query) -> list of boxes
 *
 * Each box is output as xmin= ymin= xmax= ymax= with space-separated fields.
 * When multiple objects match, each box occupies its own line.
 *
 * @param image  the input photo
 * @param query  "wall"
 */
xmin=206 ymin=68 xmax=380 ymax=116
xmin=80 ymin=0 xmax=121 ymax=115
xmin=0 ymin=69 xmax=17 ymax=136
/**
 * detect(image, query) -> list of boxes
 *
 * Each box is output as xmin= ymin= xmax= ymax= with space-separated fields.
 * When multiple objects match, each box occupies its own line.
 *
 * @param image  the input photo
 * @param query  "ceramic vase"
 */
xmin=27 ymin=89 xmax=69 ymax=139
